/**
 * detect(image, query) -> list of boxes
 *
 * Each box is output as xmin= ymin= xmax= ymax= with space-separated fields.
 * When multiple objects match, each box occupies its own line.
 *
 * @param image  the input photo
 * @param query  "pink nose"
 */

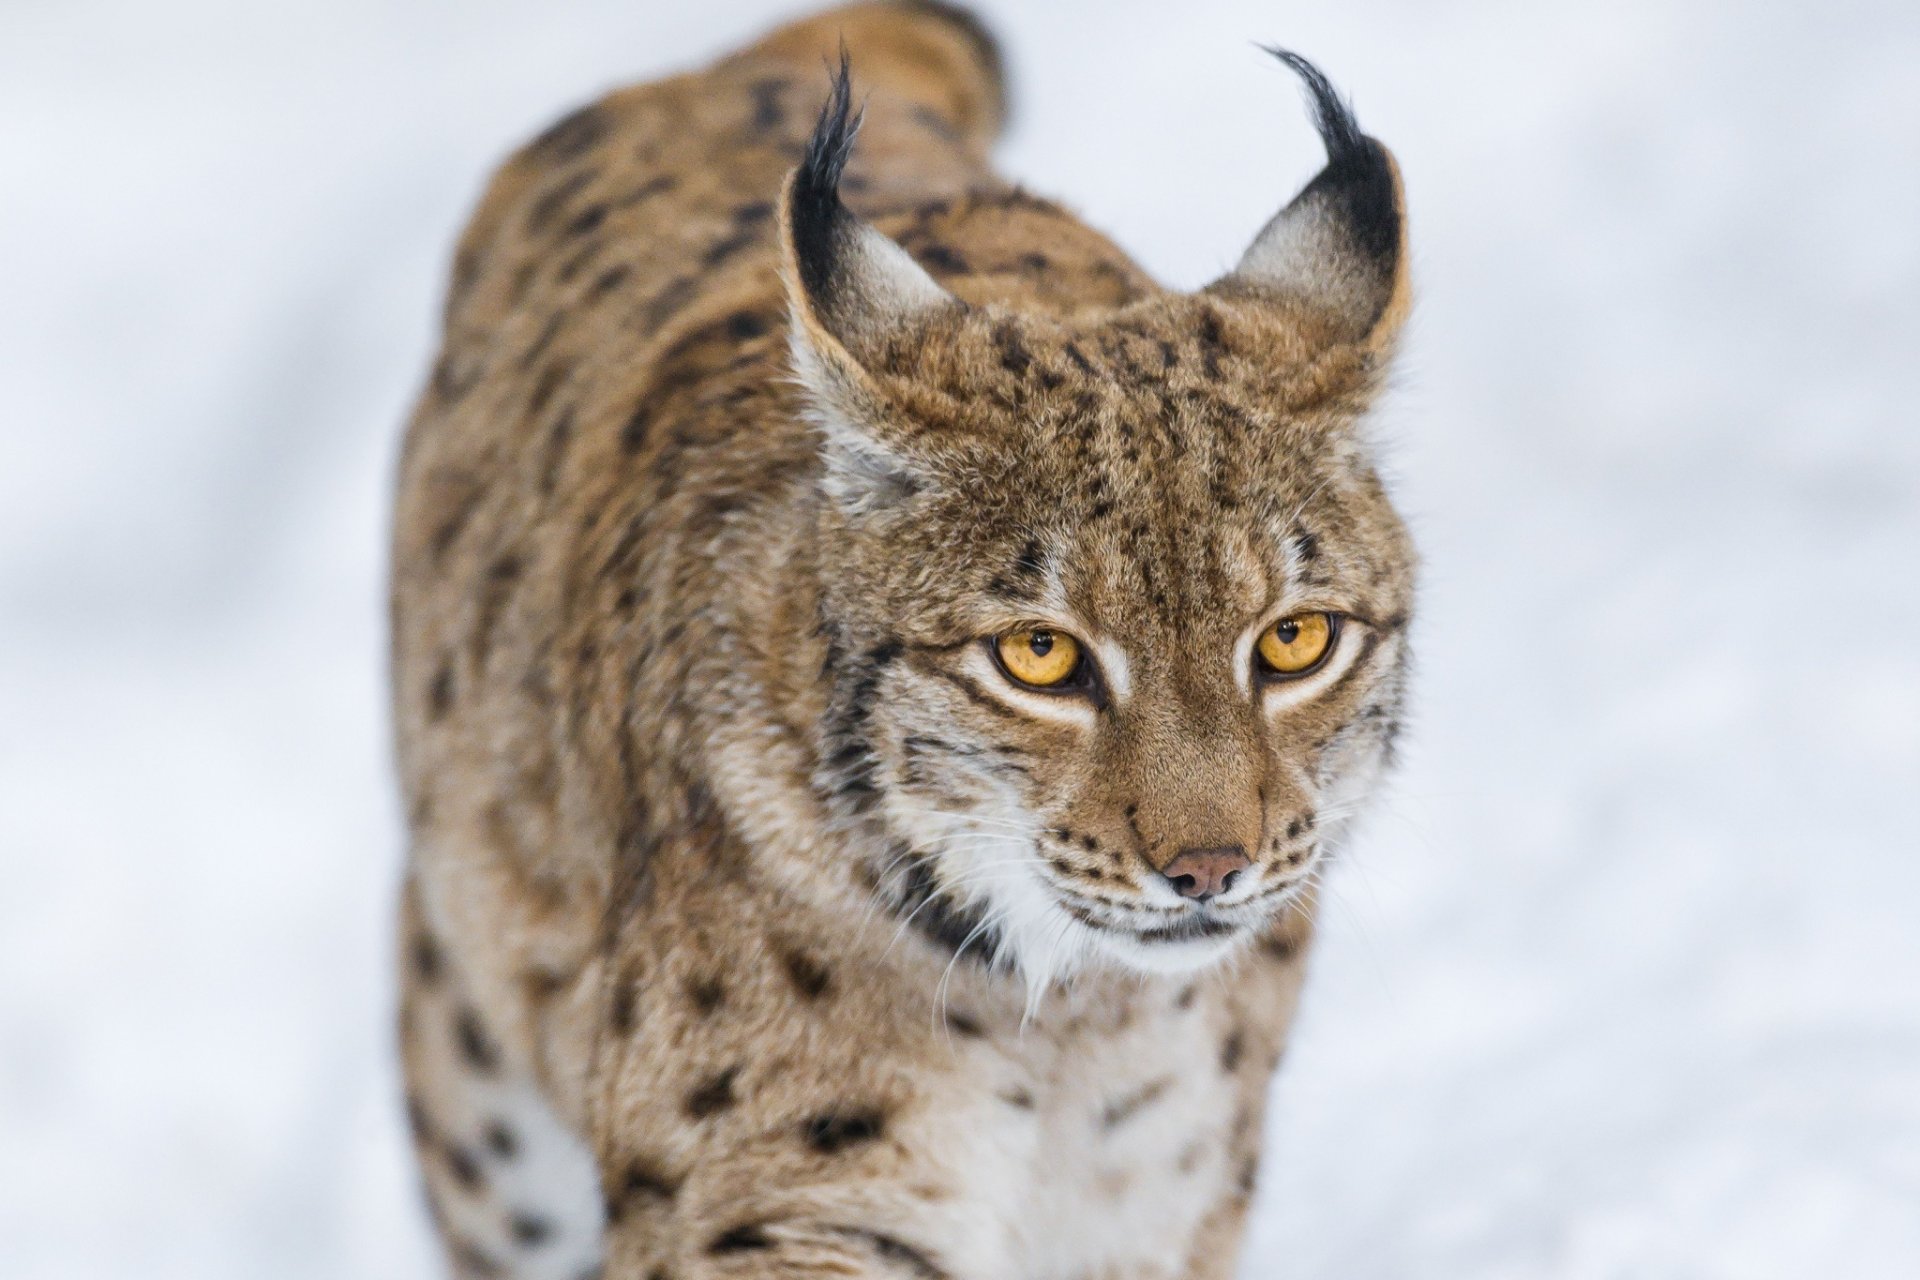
xmin=1160 ymin=846 xmax=1251 ymax=902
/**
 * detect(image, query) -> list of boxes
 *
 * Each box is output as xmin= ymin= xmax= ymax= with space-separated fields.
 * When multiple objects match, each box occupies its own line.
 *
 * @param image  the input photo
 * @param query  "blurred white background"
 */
xmin=3 ymin=1 xmax=1917 ymax=1276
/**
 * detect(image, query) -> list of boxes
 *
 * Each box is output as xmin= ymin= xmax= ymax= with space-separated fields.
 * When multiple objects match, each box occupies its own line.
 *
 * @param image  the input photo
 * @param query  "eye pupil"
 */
xmin=1276 ymin=623 xmax=1299 ymax=643
xmin=1028 ymin=630 xmax=1054 ymax=656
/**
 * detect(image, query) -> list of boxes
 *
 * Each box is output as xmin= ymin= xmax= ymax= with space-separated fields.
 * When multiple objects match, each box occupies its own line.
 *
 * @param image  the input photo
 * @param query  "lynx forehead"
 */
xmin=390 ymin=3 xmax=1416 ymax=1277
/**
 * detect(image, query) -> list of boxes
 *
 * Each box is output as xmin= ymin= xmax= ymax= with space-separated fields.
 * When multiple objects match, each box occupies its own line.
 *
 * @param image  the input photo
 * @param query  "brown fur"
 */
xmin=391 ymin=5 xmax=1416 ymax=1277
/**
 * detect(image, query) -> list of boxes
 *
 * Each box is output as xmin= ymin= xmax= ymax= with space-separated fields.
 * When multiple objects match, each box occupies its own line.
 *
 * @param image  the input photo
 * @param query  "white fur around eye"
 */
xmin=1232 ymin=618 xmax=1264 ymax=697
xmin=1086 ymin=635 xmax=1130 ymax=701
xmin=1257 ymin=620 xmax=1370 ymax=713
xmin=967 ymin=645 xmax=1100 ymax=727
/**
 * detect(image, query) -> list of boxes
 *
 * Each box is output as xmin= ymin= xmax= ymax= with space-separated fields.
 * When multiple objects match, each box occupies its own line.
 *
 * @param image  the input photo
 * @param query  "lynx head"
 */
xmin=781 ymin=53 xmax=1416 ymax=986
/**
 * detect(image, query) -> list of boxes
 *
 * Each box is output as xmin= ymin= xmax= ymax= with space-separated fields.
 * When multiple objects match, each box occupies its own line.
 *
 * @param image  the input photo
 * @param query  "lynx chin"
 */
xmin=390 ymin=3 xmax=1418 ymax=1276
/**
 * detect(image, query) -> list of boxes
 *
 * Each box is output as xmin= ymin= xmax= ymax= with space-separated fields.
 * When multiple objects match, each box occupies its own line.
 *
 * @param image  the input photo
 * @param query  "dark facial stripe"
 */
xmin=919 ymin=663 xmax=1028 ymax=724
xmin=884 ymin=851 xmax=1000 ymax=965
xmin=826 ymin=1226 xmax=952 ymax=1280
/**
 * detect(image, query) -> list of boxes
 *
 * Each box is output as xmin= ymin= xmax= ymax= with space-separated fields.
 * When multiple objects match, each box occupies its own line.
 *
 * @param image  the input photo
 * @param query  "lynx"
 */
xmin=390 ymin=4 xmax=1416 ymax=1277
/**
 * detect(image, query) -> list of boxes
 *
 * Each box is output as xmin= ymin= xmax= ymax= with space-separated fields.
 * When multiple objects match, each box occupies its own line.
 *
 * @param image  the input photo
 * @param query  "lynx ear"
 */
xmin=779 ymin=54 xmax=962 ymax=512
xmin=1210 ymin=50 xmax=1410 ymax=352
xmin=779 ymin=55 xmax=960 ymax=381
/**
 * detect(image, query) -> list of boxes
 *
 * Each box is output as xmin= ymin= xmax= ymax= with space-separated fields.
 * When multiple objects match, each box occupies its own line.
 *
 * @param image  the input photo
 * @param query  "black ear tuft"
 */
xmin=1211 ymin=48 xmax=1409 ymax=348
xmin=1260 ymin=47 xmax=1398 ymax=264
xmin=1261 ymin=48 xmax=1364 ymax=162
xmin=780 ymin=49 xmax=956 ymax=380
xmin=791 ymin=49 xmax=865 ymax=305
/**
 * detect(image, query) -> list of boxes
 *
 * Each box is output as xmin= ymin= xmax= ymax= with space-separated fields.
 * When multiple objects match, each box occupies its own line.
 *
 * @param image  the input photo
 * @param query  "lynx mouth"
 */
xmin=1073 ymin=906 xmax=1249 ymax=974
xmin=1123 ymin=914 xmax=1242 ymax=945
xmin=1044 ymin=871 xmax=1318 ymax=973
xmin=1059 ymin=898 xmax=1251 ymax=948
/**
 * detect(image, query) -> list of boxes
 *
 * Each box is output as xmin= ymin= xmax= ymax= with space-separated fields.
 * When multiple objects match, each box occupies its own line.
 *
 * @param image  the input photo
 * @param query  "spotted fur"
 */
xmin=391 ymin=4 xmax=1416 ymax=1277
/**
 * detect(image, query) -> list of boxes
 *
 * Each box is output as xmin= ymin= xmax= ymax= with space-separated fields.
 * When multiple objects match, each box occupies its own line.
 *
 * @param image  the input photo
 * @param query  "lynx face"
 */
xmin=788 ymin=57 xmax=1417 ymax=982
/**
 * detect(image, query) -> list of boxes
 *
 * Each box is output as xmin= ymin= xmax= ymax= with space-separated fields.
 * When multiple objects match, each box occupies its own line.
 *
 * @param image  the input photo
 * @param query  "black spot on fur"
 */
xmin=431 ymin=351 xmax=475 ymax=402
xmin=911 ymin=102 xmax=962 ymax=143
xmin=780 ymin=949 xmax=832 ymax=999
xmin=484 ymin=1120 xmax=517 ymax=1160
xmin=1221 ymin=1028 xmax=1247 ymax=1073
xmin=588 ymin=263 xmax=631 ymax=301
xmin=1261 ymin=933 xmax=1302 ymax=964
xmin=638 ymin=275 xmax=698 ymax=332
xmin=748 ymin=77 xmax=788 ymax=132
xmin=616 ymin=174 xmax=677 ymax=209
xmin=411 ymin=931 xmax=443 ymax=984
xmin=686 ymin=975 xmax=725 ymax=1016
xmin=1197 ymin=309 xmax=1228 ymax=377
xmin=621 ymin=305 xmax=766 ymax=454
xmin=686 ymin=1065 xmax=741 ymax=1119
xmin=510 ymin=1212 xmax=552 ymax=1246
xmin=805 ymin=1108 xmax=886 ymax=1154
xmin=701 ymin=227 xmax=758 ymax=268
xmin=508 ymin=261 xmax=537 ymax=305
xmin=472 ymin=551 xmax=523 ymax=665
xmin=557 ymin=239 xmax=605 ymax=287
xmin=915 ymin=242 xmax=969 ymax=274
xmin=999 ymin=1088 xmax=1035 ymax=1109
xmin=610 ymin=979 xmax=636 ymax=1035
xmin=527 ymin=168 xmax=600 ymax=234
xmin=626 ymin=1158 xmax=682 ymax=1200
xmin=726 ymin=309 xmax=772 ymax=340
xmin=520 ymin=314 xmax=564 ymax=370
xmin=427 ymin=660 xmax=455 ymax=720
xmin=563 ymin=202 xmax=607 ymax=239
xmin=1101 ymin=1077 xmax=1173 ymax=1131
xmin=708 ymin=1223 xmax=773 ymax=1254
xmin=993 ymin=321 xmax=1030 ymax=376
xmin=620 ymin=403 xmax=651 ymax=455
xmin=944 ymin=1009 xmax=984 ymax=1037
xmin=454 ymin=1007 xmax=499 ymax=1072
xmin=444 ymin=1143 xmax=485 ymax=1191
xmin=406 ymin=1095 xmax=431 ymax=1144
xmin=531 ymin=104 xmax=608 ymax=161
xmin=527 ymin=361 xmax=570 ymax=418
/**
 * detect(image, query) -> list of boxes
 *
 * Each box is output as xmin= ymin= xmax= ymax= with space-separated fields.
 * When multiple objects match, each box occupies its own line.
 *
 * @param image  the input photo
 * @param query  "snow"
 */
xmin=2 ymin=1 xmax=1916 ymax=1276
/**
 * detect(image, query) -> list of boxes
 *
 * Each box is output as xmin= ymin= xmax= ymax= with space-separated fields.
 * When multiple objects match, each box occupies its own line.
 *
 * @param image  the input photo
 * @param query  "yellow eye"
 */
xmin=994 ymin=628 xmax=1083 ymax=689
xmin=1257 ymin=612 xmax=1336 ymax=676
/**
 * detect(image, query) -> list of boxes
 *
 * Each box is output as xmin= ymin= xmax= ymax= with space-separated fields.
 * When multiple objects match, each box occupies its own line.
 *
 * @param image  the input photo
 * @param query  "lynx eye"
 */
xmin=1257 ymin=612 xmax=1337 ymax=677
xmin=993 ymin=627 xmax=1083 ymax=690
